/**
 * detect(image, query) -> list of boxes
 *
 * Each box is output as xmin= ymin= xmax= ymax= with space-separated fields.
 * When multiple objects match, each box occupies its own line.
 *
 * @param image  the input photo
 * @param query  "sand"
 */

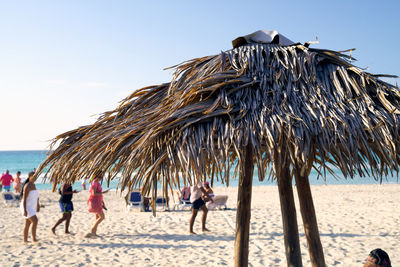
xmin=0 ymin=184 xmax=399 ymax=266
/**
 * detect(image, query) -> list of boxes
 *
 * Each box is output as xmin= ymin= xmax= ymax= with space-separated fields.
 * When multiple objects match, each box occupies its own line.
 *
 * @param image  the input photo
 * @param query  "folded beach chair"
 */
xmin=206 ymin=195 xmax=228 ymax=210
xmin=2 ymin=192 xmax=18 ymax=207
xmin=173 ymin=186 xmax=192 ymax=211
xmin=126 ymin=191 xmax=145 ymax=212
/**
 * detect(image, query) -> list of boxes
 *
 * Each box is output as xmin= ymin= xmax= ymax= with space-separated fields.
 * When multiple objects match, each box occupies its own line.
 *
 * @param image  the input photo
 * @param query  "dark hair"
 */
xmin=20 ymin=171 xmax=35 ymax=199
xmin=369 ymin=248 xmax=391 ymax=267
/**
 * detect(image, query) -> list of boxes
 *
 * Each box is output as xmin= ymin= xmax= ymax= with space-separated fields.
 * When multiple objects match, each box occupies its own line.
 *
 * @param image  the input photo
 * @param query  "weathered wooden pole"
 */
xmin=294 ymin=165 xmax=326 ymax=267
xmin=275 ymin=150 xmax=303 ymax=267
xmin=234 ymin=142 xmax=254 ymax=267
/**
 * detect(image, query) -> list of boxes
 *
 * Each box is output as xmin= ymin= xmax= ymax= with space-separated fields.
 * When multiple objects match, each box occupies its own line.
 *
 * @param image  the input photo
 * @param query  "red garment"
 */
xmin=0 ymin=173 xmax=14 ymax=186
xmin=87 ymin=181 xmax=103 ymax=214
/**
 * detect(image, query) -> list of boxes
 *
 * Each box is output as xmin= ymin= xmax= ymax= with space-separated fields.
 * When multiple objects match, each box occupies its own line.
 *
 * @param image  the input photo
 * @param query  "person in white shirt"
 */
xmin=189 ymin=182 xmax=213 ymax=234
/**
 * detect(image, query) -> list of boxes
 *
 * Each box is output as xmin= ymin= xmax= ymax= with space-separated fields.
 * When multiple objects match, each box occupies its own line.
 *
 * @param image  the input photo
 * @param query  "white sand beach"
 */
xmin=0 ymin=184 xmax=399 ymax=266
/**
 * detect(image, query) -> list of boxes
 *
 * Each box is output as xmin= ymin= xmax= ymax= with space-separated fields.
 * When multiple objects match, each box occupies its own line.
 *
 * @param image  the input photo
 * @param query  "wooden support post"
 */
xmin=294 ymin=168 xmax=326 ymax=267
xmin=275 ymin=152 xmax=303 ymax=267
xmin=234 ymin=143 xmax=254 ymax=267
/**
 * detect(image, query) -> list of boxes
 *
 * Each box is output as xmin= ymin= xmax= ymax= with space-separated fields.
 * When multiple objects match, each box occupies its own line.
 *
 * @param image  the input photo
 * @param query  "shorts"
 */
xmin=2 ymin=186 xmax=10 ymax=192
xmin=59 ymin=202 xmax=74 ymax=213
xmin=192 ymin=198 xmax=205 ymax=210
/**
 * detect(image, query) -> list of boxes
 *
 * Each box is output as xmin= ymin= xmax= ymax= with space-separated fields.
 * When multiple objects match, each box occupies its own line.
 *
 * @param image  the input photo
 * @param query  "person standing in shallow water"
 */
xmin=51 ymin=182 xmax=79 ymax=235
xmin=20 ymin=171 xmax=40 ymax=243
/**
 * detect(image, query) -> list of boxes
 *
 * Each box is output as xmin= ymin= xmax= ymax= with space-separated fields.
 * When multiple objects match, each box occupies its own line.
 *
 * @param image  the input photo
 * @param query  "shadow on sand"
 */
xmin=65 ymin=233 xmax=234 ymax=249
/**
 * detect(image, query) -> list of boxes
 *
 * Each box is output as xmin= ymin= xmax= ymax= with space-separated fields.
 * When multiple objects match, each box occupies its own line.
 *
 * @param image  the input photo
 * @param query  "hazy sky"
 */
xmin=1 ymin=1 xmax=399 ymax=150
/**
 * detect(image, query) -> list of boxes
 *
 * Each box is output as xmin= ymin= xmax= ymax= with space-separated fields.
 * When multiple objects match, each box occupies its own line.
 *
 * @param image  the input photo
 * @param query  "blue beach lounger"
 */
xmin=126 ymin=191 xmax=145 ymax=212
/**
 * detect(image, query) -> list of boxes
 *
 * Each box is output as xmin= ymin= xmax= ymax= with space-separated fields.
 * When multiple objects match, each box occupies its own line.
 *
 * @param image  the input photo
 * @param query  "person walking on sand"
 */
xmin=86 ymin=176 xmax=109 ymax=237
xmin=51 ymin=182 xmax=79 ymax=235
xmin=189 ymin=182 xmax=213 ymax=234
xmin=0 ymin=170 xmax=14 ymax=192
xmin=13 ymin=171 xmax=22 ymax=194
xmin=20 ymin=171 xmax=40 ymax=243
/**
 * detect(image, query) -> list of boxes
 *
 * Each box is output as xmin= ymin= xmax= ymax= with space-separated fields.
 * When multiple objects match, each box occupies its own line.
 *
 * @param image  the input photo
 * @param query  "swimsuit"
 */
xmin=192 ymin=197 xmax=205 ymax=210
xmin=59 ymin=185 xmax=74 ymax=213
xmin=59 ymin=202 xmax=74 ymax=213
xmin=3 ymin=185 xmax=10 ymax=191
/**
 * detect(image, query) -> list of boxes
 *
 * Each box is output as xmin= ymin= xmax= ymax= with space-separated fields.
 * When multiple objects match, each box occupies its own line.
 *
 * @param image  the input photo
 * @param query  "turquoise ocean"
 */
xmin=0 ymin=150 xmax=398 ymax=192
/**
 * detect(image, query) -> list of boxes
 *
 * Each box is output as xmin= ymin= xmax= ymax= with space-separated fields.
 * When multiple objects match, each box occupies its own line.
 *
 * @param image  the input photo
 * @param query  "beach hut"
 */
xmin=35 ymin=30 xmax=400 ymax=267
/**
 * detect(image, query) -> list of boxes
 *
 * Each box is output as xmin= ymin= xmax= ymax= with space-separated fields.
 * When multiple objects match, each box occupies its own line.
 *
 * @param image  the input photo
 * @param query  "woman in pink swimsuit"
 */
xmin=86 ymin=176 xmax=109 ymax=237
xmin=13 ymin=171 xmax=22 ymax=194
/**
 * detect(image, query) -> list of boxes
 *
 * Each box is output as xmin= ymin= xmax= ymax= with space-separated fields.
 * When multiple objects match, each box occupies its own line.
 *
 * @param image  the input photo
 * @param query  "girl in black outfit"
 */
xmin=51 ymin=182 xmax=79 ymax=235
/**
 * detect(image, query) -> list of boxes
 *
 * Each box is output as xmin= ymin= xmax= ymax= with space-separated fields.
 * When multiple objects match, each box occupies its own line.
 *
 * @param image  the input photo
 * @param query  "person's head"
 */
xmin=93 ymin=170 xmax=104 ymax=182
xmin=364 ymin=248 xmax=391 ymax=267
xmin=27 ymin=171 xmax=36 ymax=182
xmin=20 ymin=171 xmax=36 ymax=199
xmin=16 ymin=171 xmax=21 ymax=176
xmin=204 ymin=181 xmax=210 ymax=189
xmin=5 ymin=170 xmax=9 ymax=174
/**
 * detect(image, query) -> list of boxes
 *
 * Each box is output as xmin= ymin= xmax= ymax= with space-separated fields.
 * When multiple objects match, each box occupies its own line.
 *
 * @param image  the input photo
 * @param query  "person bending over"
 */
xmin=189 ymin=182 xmax=213 ymax=234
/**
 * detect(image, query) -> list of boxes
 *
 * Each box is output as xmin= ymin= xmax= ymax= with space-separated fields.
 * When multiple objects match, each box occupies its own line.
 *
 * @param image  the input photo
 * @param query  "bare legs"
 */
xmin=51 ymin=212 xmax=72 ymax=235
xmin=189 ymin=205 xmax=208 ymax=234
xmin=90 ymin=212 xmax=105 ymax=235
xmin=189 ymin=209 xmax=198 ymax=234
xmin=23 ymin=215 xmax=38 ymax=243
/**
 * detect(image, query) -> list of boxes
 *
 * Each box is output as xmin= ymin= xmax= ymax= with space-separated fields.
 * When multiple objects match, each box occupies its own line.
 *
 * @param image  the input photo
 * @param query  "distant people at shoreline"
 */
xmin=20 ymin=171 xmax=40 ymax=243
xmin=0 ymin=170 xmax=14 ymax=192
xmin=13 ymin=171 xmax=22 ymax=194
xmin=81 ymin=179 xmax=87 ymax=191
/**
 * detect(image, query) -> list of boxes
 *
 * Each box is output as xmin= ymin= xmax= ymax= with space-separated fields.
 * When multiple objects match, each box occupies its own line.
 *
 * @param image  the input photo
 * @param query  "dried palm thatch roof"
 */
xmin=35 ymin=42 xmax=400 ymax=194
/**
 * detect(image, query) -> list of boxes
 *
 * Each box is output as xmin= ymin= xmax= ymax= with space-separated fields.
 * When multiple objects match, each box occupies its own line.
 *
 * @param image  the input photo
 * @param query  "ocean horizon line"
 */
xmin=1 ymin=150 xmax=399 ymax=192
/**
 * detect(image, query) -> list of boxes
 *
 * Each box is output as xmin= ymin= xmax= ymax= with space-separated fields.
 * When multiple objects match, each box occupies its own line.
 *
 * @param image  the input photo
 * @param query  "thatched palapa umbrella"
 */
xmin=35 ymin=30 xmax=400 ymax=267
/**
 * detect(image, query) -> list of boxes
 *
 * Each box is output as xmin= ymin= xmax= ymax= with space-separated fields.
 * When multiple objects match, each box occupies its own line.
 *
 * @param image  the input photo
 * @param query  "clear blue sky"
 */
xmin=0 ymin=0 xmax=399 ymax=150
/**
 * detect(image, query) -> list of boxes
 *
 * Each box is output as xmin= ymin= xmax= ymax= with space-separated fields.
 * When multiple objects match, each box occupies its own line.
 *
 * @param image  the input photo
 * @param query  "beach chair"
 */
xmin=2 ymin=192 xmax=18 ymax=207
xmin=206 ymin=195 xmax=228 ymax=210
xmin=173 ymin=186 xmax=192 ymax=211
xmin=126 ymin=191 xmax=145 ymax=212
xmin=155 ymin=196 xmax=170 ymax=211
